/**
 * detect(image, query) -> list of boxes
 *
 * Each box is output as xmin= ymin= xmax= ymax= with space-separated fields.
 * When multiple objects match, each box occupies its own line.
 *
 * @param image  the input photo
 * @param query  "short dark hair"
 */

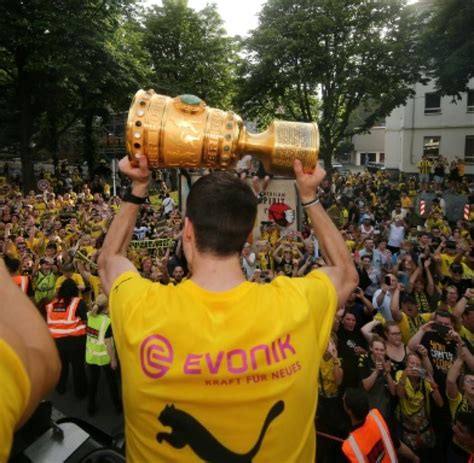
xmin=4 ymin=255 xmax=20 ymax=274
xmin=344 ymin=388 xmax=369 ymax=421
xmin=435 ymin=309 xmax=455 ymax=323
xmin=58 ymin=278 xmax=79 ymax=300
xmin=186 ymin=172 xmax=257 ymax=256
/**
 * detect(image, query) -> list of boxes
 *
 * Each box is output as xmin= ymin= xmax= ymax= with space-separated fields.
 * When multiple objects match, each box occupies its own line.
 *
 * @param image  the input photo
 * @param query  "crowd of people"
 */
xmin=1 ymin=155 xmax=474 ymax=462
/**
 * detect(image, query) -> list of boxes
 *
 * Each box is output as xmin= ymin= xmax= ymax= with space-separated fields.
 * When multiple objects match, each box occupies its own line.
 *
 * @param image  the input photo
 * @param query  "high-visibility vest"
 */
xmin=342 ymin=409 xmax=397 ymax=463
xmin=13 ymin=275 xmax=29 ymax=294
xmin=86 ymin=313 xmax=111 ymax=366
xmin=46 ymin=297 xmax=86 ymax=339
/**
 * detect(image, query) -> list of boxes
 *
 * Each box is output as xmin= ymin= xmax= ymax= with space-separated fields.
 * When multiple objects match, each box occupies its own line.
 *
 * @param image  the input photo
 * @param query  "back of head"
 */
xmin=344 ymin=388 xmax=369 ymax=422
xmin=4 ymin=254 xmax=20 ymax=274
xmin=58 ymin=278 xmax=79 ymax=300
xmin=62 ymin=262 xmax=75 ymax=273
xmin=186 ymin=171 xmax=257 ymax=256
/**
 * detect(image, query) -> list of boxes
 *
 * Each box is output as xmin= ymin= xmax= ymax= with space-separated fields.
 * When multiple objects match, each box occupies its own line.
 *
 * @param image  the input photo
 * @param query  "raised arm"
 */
xmin=424 ymin=258 xmax=435 ymax=297
xmin=446 ymin=354 xmax=464 ymax=400
xmin=98 ymin=156 xmax=148 ymax=295
xmin=360 ymin=319 xmax=382 ymax=342
xmin=294 ymin=160 xmax=358 ymax=307
xmin=390 ymin=284 xmax=403 ymax=322
xmin=407 ymin=321 xmax=434 ymax=352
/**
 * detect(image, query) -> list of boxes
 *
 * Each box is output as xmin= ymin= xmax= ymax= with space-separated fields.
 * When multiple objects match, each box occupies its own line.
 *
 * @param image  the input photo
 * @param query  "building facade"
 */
xmin=352 ymin=78 xmax=474 ymax=174
xmin=385 ymin=78 xmax=474 ymax=173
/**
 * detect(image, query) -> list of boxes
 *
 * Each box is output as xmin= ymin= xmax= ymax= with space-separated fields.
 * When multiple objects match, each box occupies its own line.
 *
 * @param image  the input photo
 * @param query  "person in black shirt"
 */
xmin=336 ymin=310 xmax=367 ymax=389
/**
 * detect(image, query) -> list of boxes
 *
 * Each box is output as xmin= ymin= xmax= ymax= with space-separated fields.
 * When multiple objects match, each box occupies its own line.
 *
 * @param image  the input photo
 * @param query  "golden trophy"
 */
xmin=126 ymin=89 xmax=319 ymax=175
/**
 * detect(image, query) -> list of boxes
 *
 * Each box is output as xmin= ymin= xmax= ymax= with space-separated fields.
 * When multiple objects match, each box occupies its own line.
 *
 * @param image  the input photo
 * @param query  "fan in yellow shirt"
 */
xmin=54 ymin=263 xmax=86 ymax=295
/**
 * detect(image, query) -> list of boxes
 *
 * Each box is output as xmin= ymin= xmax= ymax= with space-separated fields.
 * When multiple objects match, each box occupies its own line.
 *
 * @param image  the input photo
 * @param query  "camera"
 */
xmin=412 ymin=367 xmax=426 ymax=379
xmin=385 ymin=275 xmax=392 ymax=286
xmin=433 ymin=323 xmax=450 ymax=338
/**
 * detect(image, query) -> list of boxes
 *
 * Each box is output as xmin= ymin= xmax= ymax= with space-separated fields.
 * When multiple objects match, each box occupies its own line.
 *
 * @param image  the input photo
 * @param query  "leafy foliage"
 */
xmin=0 ymin=0 xmax=148 ymax=190
xmin=235 ymin=0 xmax=425 ymax=170
xmin=143 ymin=0 xmax=239 ymax=107
xmin=421 ymin=0 xmax=474 ymax=96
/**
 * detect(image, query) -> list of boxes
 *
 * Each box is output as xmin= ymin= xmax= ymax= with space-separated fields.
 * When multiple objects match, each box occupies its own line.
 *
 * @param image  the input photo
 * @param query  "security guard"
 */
xmin=85 ymin=294 xmax=121 ymax=415
xmin=46 ymin=278 xmax=88 ymax=398
xmin=342 ymin=388 xmax=397 ymax=463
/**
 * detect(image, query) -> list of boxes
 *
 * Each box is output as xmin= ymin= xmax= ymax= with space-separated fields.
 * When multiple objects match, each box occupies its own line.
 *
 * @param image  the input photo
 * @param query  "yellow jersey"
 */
xmin=398 ymin=312 xmax=431 ymax=345
xmin=109 ymin=270 xmax=337 ymax=463
xmin=0 ymin=339 xmax=31 ymax=462
xmin=395 ymin=370 xmax=433 ymax=417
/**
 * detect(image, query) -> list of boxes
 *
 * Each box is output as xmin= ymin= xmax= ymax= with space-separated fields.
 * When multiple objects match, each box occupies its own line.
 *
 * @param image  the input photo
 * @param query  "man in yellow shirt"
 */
xmin=54 ymin=262 xmax=86 ymax=295
xmin=417 ymin=154 xmax=432 ymax=190
xmin=98 ymin=155 xmax=358 ymax=463
xmin=0 ymin=259 xmax=61 ymax=461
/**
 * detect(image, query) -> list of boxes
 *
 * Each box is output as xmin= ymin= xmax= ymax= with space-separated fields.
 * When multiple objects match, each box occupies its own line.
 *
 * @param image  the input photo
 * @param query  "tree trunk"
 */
xmin=18 ymin=75 xmax=35 ymax=193
xmin=320 ymin=145 xmax=334 ymax=176
xmin=83 ymin=112 xmax=96 ymax=181
xmin=47 ymin=114 xmax=60 ymax=174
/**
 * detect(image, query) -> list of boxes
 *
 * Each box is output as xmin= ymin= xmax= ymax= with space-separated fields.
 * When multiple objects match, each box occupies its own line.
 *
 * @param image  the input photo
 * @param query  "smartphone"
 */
xmin=385 ymin=275 xmax=391 ymax=286
xmin=434 ymin=323 xmax=450 ymax=338
xmin=412 ymin=367 xmax=426 ymax=379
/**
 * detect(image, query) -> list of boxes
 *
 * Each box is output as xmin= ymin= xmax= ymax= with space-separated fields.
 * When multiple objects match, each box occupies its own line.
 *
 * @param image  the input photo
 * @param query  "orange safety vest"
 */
xmin=46 ymin=297 xmax=86 ymax=339
xmin=13 ymin=275 xmax=29 ymax=294
xmin=342 ymin=409 xmax=397 ymax=463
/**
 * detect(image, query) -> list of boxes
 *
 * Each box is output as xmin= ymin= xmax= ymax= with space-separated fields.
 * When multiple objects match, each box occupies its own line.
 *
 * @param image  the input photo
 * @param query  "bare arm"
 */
xmin=0 ymin=259 xmax=61 ymax=428
xmin=453 ymin=289 xmax=472 ymax=320
xmin=98 ymin=156 xmax=148 ymax=295
xmin=360 ymin=319 xmax=381 ymax=343
xmin=356 ymin=287 xmax=374 ymax=315
xmin=294 ymin=160 xmax=358 ymax=307
xmin=407 ymin=266 xmax=421 ymax=293
xmin=375 ymin=286 xmax=388 ymax=308
xmin=362 ymin=369 xmax=379 ymax=392
xmin=104 ymin=337 xmax=117 ymax=369
xmin=446 ymin=357 xmax=463 ymax=400
xmin=407 ymin=322 xmax=434 ymax=352
xmin=390 ymin=285 xmax=403 ymax=322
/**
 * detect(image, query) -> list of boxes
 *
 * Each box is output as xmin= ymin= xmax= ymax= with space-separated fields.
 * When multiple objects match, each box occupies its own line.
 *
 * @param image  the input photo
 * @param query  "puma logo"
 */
xmin=156 ymin=400 xmax=285 ymax=462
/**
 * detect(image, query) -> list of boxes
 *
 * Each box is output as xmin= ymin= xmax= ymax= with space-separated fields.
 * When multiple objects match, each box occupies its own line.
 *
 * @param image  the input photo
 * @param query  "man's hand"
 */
xmin=119 ymin=155 xmax=150 ymax=197
xmin=293 ymin=159 xmax=326 ymax=203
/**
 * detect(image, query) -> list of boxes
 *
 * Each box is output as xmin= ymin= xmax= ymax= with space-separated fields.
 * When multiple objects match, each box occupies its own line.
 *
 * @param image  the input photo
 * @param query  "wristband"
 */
xmin=122 ymin=190 xmax=148 ymax=205
xmin=301 ymin=197 xmax=320 ymax=209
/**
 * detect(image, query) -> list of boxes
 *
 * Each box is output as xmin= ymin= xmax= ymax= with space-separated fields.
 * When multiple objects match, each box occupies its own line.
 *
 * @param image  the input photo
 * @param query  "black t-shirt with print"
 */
xmin=421 ymin=331 xmax=457 ymax=394
xmin=337 ymin=326 xmax=367 ymax=389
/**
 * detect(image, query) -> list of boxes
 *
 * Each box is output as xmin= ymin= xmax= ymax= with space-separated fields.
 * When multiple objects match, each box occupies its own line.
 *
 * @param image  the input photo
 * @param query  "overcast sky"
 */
xmin=144 ymin=1 xmax=418 ymax=37
xmin=144 ymin=0 xmax=266 ymax=37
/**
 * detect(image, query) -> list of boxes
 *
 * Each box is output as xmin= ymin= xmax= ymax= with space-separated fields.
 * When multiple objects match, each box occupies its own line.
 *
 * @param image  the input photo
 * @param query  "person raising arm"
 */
xmin=293 ymin=159 xmax=358 ymax=306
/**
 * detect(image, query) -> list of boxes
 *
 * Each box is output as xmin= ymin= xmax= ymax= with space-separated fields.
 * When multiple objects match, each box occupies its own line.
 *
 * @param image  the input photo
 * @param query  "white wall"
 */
xmin=383 ymin=77 xmax=474 ymax=173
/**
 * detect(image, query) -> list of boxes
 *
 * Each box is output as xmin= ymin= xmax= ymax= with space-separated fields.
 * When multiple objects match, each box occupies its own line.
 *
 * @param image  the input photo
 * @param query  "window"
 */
xmin=425 ymin=92 xmax=441 ymax=114
xmin=423 ymin=136 xmax=440 ymax=158
xmin=468 ymin=89 xmax=474 ymax=113
xmin=465 ymin=136 xmax=474 ymax=164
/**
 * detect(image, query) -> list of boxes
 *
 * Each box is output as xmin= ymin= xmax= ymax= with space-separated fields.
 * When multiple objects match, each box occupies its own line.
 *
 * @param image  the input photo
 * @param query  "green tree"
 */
xmin=422 ymin=0 xmax=474 ymax=95
xmin=0 ymin=0 xmax=147 ymax=191
xmin=236 ymin=0 xmax=424 ymax=171
xmin=143 ymin=0 xmax=239 ymax=107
